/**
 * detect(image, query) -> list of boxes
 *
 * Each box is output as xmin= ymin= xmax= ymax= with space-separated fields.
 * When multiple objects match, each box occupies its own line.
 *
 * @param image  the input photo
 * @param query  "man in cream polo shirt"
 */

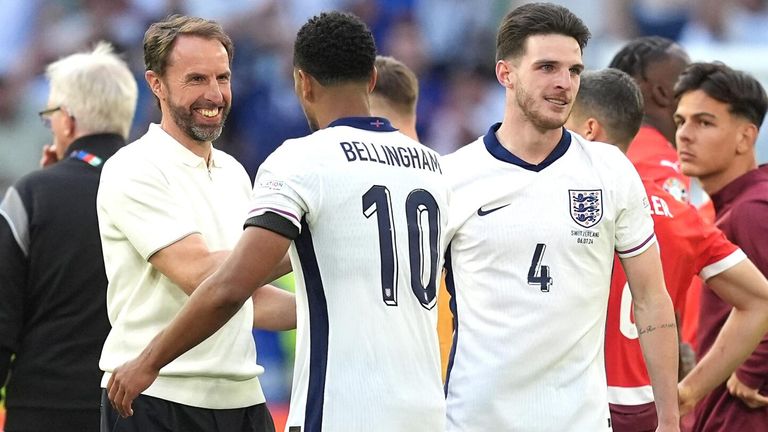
xmin=96 ymin=15 xmax=293 ymax=432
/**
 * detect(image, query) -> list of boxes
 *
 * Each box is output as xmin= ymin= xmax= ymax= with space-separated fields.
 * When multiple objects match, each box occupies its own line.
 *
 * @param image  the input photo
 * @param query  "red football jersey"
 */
xmin=680 ymin=200 xmax=717 ymax=351
xmin=627 ymin=125 xmax=691 ymax=203
xmin=605 ymin=180 xmax=743 ymax=405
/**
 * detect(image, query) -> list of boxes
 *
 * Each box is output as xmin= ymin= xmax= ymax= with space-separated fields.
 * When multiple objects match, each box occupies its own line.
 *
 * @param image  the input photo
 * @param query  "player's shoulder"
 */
xmin=444 ymin=136 xmax=484 ymax=161
xmin=569 ymin=132 xmax=626 ymax=162
xmin=568 ymin=133 xmax=637 ymax=184
xmin=442 ymin=136 xmax=486 ymax=177
xmin=265 ymin=131 xmax=328 ymax=168
xmin=102 ymin=129 xmax=174 ymax=183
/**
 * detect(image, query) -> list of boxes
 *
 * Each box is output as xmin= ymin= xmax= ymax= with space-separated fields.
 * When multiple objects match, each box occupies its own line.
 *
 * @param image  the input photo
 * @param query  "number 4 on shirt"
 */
xmin=528 ymin=243 xmax=553 ymax=292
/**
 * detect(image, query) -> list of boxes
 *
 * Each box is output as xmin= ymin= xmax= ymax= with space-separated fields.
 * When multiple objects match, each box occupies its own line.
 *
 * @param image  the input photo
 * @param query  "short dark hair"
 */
xmin=372 ymin=56 xmax=418 ymax=115
xmin=675 ymin=62 xmax=768 ymax=129
xmin=608 ymin=36 xmax=675 ymax=80
xmin=573 ymin=69 xmax=645 ymax=146
xmin=293 ymin=11 xmax=376 ymax=86
xmin=496 ymin=3 xmax=591 ymax=62
xmin=143 ymin=15 xmax=234 ymax=76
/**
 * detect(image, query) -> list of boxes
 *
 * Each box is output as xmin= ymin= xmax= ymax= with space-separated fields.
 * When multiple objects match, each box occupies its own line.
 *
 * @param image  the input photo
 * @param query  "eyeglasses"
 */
xmin=38 ymin=106 xmax=62 ymax=128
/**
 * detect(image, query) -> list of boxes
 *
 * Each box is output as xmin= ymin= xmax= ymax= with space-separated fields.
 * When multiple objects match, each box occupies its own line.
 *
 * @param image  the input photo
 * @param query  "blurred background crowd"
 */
xmin=1 ymin=0 xmax=768 ymax=408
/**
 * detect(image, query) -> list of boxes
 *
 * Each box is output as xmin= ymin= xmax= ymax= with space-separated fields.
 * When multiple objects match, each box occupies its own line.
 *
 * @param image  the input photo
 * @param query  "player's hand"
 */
xmin=40 ymin=144 xmax=59 ymax=167
xmin=106 ymin=356 xmax=159 ymax=418
xmin=726 ymin=372 xmax=768 ymax=409
xmin=654 ymin=420 xmax=680 ymax=432
xmin=677 ymin=381 xmax=698 ymax=417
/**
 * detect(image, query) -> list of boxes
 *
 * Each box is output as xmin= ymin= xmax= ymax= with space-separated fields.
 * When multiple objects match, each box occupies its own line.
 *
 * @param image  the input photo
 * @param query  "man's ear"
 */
xmin=583 ymin=117 xmax=603 ymax=141
xmin=735 ymin=121 xmax=758 ymax=155
xmin=651 ymin=82 xmax=674 ymax=109
xmin=297 ymin=69 xmax=316 ymax=102
xmin=145 ymin=70 xmax=163 ymax=100
xmin=64 ymin=110 xmax=76 ymax=138
xmin=368 ymin=66 xmax=378 ymax=94
xmin=496 ymin=60 xmax=515 ymax=89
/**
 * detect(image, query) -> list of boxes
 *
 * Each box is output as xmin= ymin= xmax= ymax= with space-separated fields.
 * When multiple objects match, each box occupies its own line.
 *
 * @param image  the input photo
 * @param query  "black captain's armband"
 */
xmin=244 ymin=212 xmax=299 ymax=240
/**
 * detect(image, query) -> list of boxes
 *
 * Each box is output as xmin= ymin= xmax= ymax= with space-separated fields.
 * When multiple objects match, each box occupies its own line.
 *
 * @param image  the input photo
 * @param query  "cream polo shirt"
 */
xmin=97 ymin=123 xmax=265 ymax=409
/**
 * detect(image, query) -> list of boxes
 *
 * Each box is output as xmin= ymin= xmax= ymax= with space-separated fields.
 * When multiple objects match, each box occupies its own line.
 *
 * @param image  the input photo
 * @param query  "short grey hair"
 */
xmin=46 ymin=41 xmax=138 ymax=138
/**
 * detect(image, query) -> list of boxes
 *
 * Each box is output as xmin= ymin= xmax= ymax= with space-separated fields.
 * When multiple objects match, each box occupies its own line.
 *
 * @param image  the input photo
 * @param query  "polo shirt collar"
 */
xmin=711 ymin=166 xmax=768 ymax=213
xmin=147 ymin=123 xmax=222 ymax=169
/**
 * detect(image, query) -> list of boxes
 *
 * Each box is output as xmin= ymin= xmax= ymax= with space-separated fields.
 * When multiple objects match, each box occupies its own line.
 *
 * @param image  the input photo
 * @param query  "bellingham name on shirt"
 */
xmin=339 ymin=141 xmax=442 ymax=173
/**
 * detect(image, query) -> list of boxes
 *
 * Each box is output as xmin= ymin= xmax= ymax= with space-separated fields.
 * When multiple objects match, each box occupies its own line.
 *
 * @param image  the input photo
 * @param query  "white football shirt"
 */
xmin=247 ymin=117 xmax=449 ymax=432
xmin=443 ymin=125 xmax=655 ymax=432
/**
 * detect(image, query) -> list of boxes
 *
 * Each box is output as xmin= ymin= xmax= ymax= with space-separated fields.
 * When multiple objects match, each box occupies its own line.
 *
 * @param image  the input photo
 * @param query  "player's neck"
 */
xmin=390 ymin=113 xmax=418 ymax=141
xmin=315 ymin=87 xmax=373 ymax=130
xmin=642 ymin=112 xmax=675 ymax=145
xmin=496 ymin=113 xmax=564 ymax=165
xmin=699 ymin=157 xmax=758 ymax=196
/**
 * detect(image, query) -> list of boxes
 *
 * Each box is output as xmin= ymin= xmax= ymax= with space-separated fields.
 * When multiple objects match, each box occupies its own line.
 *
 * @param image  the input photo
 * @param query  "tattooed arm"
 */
xmin=621 ymin=245 xmax=680 ymax=432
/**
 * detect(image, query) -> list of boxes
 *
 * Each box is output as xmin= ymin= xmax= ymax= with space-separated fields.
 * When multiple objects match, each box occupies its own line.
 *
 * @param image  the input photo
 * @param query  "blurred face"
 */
xmin=644 ymin=44 xmax=690 ymax=113
xmin=41 ymin=101 xmax=74 ymax=159
xmin=158 ymin=35 xmax=231 ymax=143
xmin=505 ymin=34 xmax=584 ymax=131
xmin=674 ymin=89 xmax=748 ymax=179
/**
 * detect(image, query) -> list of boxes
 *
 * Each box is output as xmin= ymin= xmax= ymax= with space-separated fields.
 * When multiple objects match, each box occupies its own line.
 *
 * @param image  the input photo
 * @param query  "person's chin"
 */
xmin=678 ymin=162 xmax=699 ymax=177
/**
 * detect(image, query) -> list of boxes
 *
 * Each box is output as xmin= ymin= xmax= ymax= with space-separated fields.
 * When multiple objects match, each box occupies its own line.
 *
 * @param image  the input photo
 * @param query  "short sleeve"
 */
xmin=98 ymin=158 xmax=198 ymax=260
xmin=695 ymin=218 xmax=745 ymax=280
xmin=245 ymin=141 xmax=317 ymax=235
xmin=613 ymin=154 xmax=656 ymax=258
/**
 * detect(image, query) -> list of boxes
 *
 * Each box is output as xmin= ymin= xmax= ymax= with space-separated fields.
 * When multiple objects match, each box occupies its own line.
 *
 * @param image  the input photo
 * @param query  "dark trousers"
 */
xmin=100 ymin=390 xmax=275 ymax=432
xmin=5 ymin=407 xmax=100 ymax=432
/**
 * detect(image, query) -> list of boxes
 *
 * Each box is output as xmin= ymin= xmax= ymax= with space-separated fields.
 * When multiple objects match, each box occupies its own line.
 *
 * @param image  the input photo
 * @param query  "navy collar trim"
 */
xmin=483 ymin=122 xmax=571 ymax=172
xmin=328 ymin=117 xmax=397 ymax=132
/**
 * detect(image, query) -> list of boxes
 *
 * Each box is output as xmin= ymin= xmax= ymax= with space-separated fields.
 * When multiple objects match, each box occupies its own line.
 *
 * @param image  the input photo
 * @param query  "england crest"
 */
xmin=569 ymin=189 xmax=603 ymax=228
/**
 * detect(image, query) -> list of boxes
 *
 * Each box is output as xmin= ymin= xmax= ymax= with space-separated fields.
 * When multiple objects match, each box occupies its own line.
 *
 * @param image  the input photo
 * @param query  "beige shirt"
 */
xmin=97 ymin=123 xmax=264 ymax=409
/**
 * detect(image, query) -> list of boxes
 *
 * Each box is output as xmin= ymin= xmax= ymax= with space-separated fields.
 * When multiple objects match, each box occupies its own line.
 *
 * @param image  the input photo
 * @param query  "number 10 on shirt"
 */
xmin=363 ymin=185 xmax=440 ymax=309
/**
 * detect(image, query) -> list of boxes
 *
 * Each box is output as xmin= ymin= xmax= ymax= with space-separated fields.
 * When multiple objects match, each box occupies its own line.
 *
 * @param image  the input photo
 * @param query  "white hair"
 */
xmin=46 ymin=41 xmax=138 ymax=138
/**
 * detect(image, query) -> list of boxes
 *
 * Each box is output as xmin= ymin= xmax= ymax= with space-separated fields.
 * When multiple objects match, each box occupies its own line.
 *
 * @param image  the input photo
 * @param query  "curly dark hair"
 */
xmin=293 ymin=11 xmax=376 ymax=86
xmin=675 ymin=62 xmax=768 ymax=129
xmin=496 ymin=3 xmax=590 ymax=62
xmin=608 ymin=36 xmax=675 ymax=80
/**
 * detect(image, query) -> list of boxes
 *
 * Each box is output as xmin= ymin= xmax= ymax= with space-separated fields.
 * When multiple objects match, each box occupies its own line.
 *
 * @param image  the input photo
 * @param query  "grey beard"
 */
xmin=189 ymin=123 xmax=224 ymax=142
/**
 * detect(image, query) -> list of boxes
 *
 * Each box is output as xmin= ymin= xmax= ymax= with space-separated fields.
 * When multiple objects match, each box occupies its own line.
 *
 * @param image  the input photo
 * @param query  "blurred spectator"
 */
xmin=0 ymin=41 xmax=137 ymax=432
xmin=425 ymin=65 xmax=503 ymax=155
xmin=631 ymin=0 xmax=692 ymax=40
xmin=0 ymin=76 xmax=50 ymax=192
xmin=682 ymin=0 xmax=768 ymax=43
